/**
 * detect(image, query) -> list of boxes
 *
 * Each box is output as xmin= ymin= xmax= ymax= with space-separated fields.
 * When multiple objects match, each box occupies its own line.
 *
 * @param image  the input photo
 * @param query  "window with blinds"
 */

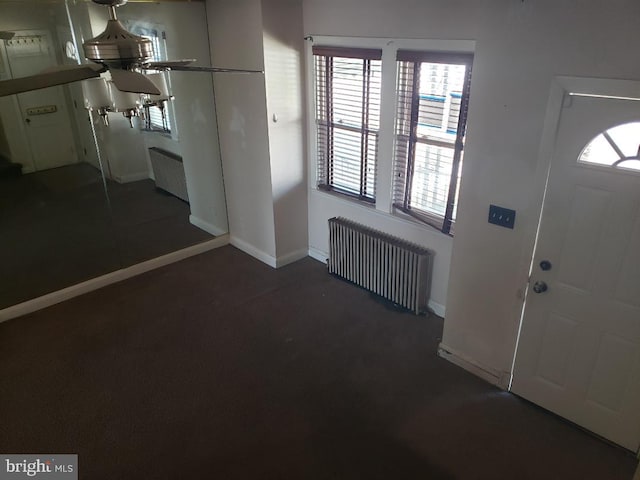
xmin=141 ymin=32 xmax=171 ymax=133
xmin=313 ymin=46 xmax=382 ymax=201
xmin=393 ymin=51 xmax=473 ymax=235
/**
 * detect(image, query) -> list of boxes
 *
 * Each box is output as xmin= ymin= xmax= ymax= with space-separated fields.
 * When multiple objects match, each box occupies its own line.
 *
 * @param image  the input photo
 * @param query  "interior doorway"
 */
xmin=512 ymin=83 xmax=640 ymax=452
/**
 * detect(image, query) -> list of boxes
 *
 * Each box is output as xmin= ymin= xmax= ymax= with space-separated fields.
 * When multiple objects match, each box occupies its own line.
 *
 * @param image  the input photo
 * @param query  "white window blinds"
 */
xmin=313 ymin=46 xmax=382 ymax=201
xmin=393 ymin=51 xmax=473 ymax=235
xmin=141 ymin=31 xmax=171 ymax=133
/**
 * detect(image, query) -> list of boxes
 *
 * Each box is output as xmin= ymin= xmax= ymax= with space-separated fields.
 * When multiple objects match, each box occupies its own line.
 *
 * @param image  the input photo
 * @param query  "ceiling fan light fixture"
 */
xmin=83 ymin=77 xmax=113 ymax=126
xmin=83 ymin=19 xmax=154 ymax=69
xmin=83 ymin=77 xmax=112 ymax=109
xmin=108 ymin=81 xmax=141 ymax=127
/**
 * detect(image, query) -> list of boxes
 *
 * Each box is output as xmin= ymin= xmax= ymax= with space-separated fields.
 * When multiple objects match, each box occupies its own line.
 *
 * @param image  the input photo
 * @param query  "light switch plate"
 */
xmin=488 ymin=204 xmax=516 ymax=229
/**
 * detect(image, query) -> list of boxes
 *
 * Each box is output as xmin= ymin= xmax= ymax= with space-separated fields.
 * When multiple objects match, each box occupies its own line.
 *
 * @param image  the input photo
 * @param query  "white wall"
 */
xmin=262 ymin=0 xmax=308 ymax=260
xmin=207 ymin=0 xmax=307 ymax=265
xmin=207 ymin=0 xmax=277 ymax=259
xmin=303 ymin=0 xmax=640 ymax=382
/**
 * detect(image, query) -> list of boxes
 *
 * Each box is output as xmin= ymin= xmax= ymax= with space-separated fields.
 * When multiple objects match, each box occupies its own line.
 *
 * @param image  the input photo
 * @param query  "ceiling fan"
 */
xmin=0 ymin=0 xmax=262 ymax=98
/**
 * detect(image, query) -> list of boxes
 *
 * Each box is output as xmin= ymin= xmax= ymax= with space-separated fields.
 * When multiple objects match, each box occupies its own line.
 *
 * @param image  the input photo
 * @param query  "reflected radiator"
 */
xmin=328 ymin=217 xmax=432 ymax=315
xmin=148 ymin=147 xmax=189 ymax=202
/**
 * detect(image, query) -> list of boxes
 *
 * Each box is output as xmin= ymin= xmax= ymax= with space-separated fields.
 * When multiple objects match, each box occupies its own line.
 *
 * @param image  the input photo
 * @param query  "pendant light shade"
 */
xmin=82 ymin=77 xmax=112 ymax=110
xmin=107 ymin=79 xmax=140 ymax=127
xmin=108 ymin=80 xmax=140 ymax=111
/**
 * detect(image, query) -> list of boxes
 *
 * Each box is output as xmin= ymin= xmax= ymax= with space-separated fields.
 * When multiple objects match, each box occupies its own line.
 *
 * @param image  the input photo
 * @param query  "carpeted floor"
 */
xmin=0 ymin=246 xmax=637 ymax=479
xmin=0 ymin=163 xmax=214 ymax=309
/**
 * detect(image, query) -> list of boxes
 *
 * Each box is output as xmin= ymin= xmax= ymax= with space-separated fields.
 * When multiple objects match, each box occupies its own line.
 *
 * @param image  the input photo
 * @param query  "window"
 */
xmin=313 ymin=46 xmax=382 ymax=201
xmin=392 ymin=51 xmax=473 ymax=234
xmin=141 ymin=31 xmax=171 ymax=133
xmin=579 ymin=122 xmax=640 ymax=172
xmin=126 ymin=22 xmax=173 ymax=134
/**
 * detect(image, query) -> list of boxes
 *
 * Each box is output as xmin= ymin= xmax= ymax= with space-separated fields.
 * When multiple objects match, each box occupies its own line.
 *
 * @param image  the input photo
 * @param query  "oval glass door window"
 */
xmin=579 ymin=121 xmax=640 ymax=171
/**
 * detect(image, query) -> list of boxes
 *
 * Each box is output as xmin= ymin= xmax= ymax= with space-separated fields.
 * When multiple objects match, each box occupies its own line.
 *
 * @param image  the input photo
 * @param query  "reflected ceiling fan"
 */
xmin=0 ymin=0 xmax=262 ymax=98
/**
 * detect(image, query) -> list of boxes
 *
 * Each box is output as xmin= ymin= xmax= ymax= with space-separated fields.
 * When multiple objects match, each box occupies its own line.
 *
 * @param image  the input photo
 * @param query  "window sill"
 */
xmin=311 ymin=187 xmax=455 ymax=241
xmin=391 ymin=206 xmax=453 ymax=237
xmin=314 ymin=186 xmax=377 ymax=210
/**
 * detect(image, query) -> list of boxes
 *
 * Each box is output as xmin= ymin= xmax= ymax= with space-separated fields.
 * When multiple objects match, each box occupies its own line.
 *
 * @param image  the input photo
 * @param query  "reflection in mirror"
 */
xmin=0 ymin=0 xmax=228 ymax=310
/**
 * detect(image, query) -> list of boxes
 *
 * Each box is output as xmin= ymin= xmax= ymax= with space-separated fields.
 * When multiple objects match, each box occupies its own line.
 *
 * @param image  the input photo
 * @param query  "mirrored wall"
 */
xmin=0 ymin=0 xmax=228 ymax=309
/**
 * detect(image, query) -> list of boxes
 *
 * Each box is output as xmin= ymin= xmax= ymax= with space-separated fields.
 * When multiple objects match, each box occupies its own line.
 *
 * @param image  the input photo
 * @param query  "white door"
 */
xmin=5 ymin=30 xmax=77 ymax=171
xmin=512 ymin=93 xmax=640 ymax=452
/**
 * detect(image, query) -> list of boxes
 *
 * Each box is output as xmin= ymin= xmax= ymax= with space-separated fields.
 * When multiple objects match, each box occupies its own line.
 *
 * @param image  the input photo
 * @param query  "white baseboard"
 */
xmin=438 ymin=342 xmax=509 ymax=390
xmin=308 ymin=247 xmax=328 ymax=264
xmin=114 ymin=172 xmax=149 ymax=184
xmin=308 ymin=247 xmax=446 ymax=316
xmin=189 ymin=215 xmax=228 ymax=237
xmin=229 ymin=238 xmax=309 ymax=269
xmin=275 ymin=248 xmax=308 ymax=268
xmin=0 ymin=235 xmax=229 ymax=324
xmin=428 ymin=300 xmax=446 ymax=318
xmin=230 ymin=236 xmax=277 ymax=268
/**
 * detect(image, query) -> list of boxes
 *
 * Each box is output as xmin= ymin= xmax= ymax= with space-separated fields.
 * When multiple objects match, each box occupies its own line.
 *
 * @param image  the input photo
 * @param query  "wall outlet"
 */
xmin=488 ymin=204 xmax=516 ymax=229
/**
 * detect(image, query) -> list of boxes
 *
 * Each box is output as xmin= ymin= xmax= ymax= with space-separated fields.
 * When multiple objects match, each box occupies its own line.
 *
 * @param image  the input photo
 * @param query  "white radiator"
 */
xmin=328 ymin=217 xmax=433 ymax=314
xmin=148 ymin=147 xmax=189 ymax=202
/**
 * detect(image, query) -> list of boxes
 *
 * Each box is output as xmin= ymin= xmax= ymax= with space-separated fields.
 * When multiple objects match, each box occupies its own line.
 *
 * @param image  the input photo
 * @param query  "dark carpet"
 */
xmin=0 ymin=246 xmax=636 ymax=479
xmin=0 ymin=163 xmax=213 ymax=309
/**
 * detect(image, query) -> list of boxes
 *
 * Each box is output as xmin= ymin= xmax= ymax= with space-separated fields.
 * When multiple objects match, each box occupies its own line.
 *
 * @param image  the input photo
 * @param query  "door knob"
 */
xmin=532 ymin=281 xmax=548 ymax=294
xmin=539 ymin=260 xmax=552 ymax=271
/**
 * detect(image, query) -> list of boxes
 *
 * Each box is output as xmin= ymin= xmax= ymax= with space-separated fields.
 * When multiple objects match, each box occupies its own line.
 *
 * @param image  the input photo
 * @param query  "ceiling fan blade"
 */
xmin=145 ymin=64 xmax=264 ymax=74
xmin=0 ymin=31 xmax=15 ymax=41
xmin=41 ymin=63 xmax=105 ymax=74
xmin=0 ymin=64 xmax=106 ymax=97
xmin=143 ymin=60 xmax=196 ymax=69
xmin=109 ymin=68 xmax=160 ymax=95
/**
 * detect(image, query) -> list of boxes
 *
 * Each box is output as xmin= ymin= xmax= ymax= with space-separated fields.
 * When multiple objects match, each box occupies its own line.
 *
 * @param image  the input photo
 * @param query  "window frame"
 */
xmin=313 ymin=45 xmax=383 ymax=202
xmin=392 ymin=50 xmax=474 ymax=235
xmin=305 ymin=36 xmax=476 ymax=237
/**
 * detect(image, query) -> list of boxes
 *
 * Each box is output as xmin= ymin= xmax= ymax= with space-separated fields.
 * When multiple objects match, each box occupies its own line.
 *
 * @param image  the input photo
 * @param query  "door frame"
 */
xmin=509 ymin=77 xmax=640 ymax=446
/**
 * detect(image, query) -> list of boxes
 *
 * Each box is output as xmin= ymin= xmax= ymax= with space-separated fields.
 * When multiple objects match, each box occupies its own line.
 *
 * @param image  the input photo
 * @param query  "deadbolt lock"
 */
xmin=533 ymin=281 xmax=548 ymax=294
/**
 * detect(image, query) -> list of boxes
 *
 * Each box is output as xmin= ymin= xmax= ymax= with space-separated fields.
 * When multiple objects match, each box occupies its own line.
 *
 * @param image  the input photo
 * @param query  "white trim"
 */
xmin=229 ymin=236 xmax=277 ymax=268
xmin=308 ymin=246 xmax=328 ymax=264
xmin=227 ymin=240 xmax=307 ymax=270
xmin=114 ymin=171 xmax=150 ymax=184
xmin=438 ymin=342 xmax=509 ymax=390
xmin=0 ymin=236 xmax=229 ymax=323
xmin=305 ymin=35 xmax=475 ymax=53
xmin=557 ymin=75 xmax=640 ymax=100
xmin=189 ymin=215 xmax=228 ymax=237
xmin=428 ymin=300 xmax=446 ymax=318
xmin=275 ymin=249 xmax=308 ymax=268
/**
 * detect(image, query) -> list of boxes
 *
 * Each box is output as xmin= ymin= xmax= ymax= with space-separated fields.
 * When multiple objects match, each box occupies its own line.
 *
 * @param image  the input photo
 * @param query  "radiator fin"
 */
xmin=327 ymin=217 xmax=433 ymax=314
